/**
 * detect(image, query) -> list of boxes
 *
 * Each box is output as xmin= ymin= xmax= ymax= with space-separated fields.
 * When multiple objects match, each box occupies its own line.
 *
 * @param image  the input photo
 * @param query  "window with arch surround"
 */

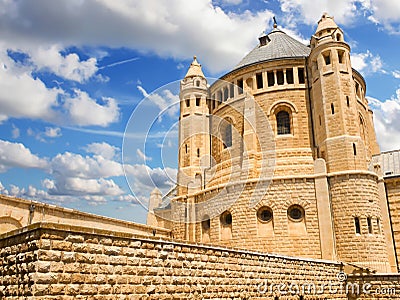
xmin=276 ymin=110 xmax=291 ymax=135
xmin=257 ymin=207 xmax=273 ymax=222
xmin=202 ymin=217 xmax=211 ymax=231
xmin=287 ymin=205 xmax=304 ymax=222
xmin=220 ymin=211 xmax=232 ymax=226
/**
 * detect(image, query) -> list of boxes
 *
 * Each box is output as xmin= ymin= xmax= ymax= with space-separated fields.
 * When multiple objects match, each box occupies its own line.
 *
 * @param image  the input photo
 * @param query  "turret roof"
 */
xmin=315 ymin=13 xmax=339 ymax=34
xmin=184 ymin=56 xmax=205 ymax=78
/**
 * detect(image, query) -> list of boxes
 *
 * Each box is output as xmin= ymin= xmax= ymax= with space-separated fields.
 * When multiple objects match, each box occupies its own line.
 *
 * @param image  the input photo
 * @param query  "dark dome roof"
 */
xmin=233 ymin=28 xmax=310 ymax=71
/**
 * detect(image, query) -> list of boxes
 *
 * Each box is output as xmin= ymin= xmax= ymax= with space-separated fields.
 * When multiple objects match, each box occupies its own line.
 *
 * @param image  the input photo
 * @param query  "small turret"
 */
xmin=177 ymin=56 xmax=210 ymax=195
xmin=311 ymin=13 xmax=345 ymax=49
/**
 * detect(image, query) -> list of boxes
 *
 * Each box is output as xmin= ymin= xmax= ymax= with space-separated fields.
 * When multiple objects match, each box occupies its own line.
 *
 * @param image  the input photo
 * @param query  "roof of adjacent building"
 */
xmin=373 ymin=150 xmax=400 ymax=178
xmin=233 ymin=28 xmax=311 ymax=71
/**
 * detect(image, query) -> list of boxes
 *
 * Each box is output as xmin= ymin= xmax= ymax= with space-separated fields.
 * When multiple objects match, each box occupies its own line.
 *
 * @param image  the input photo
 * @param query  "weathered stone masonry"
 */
xmin=0 ymin=222 xmax=350 ymax=299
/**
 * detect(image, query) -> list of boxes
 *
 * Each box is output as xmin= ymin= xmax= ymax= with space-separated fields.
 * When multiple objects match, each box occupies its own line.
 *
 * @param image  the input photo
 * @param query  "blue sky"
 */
xmin=0 ymin=0 xmax=399 ymax=224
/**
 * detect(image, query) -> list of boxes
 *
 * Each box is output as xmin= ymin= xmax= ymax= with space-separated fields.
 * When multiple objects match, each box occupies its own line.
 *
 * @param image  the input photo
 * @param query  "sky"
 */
xmin=0 ymin=0 xmax=399 ymax=224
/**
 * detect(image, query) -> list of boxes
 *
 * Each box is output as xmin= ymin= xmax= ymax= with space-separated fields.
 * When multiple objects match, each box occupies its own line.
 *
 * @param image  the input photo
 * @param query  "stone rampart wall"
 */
xmin=0 ymin=222 xmax=348 ymax=299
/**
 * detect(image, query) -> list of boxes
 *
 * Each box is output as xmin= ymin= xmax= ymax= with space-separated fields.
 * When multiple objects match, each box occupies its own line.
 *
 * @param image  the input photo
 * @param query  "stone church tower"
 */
xmin=148 ymin=13 xmax=398 ymax=273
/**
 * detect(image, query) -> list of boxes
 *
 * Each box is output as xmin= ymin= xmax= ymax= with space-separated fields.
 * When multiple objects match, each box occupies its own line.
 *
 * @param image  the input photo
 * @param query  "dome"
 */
xmin=232 ymin=28 xmax=310 ymax=71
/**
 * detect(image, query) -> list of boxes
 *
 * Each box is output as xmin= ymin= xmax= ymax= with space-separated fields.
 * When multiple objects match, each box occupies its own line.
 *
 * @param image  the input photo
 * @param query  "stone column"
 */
xmin=376 ymin=164 xmax=398 ymax=272
xmin=314 ymin=159 xmax=336 ymax=260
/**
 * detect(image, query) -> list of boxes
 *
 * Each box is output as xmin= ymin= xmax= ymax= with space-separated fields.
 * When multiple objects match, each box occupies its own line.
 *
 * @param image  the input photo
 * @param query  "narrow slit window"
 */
xmin=267 ymin=71 xmax=275 ymax=86
xmin=355 ymin=82 xmax=360 ymax=97
xmin=185 ymin=99 xmax=190 ymax=107
xmin=237 ymin=79 xmax=243 ymax=95
xmin=256 ymin=73 xmax=263 ymax=89
xmin=319 ymin=115 xmax=322 ymax=126
xmin=298 ymin=68 xmax=305 ymax=84
xmin=367 ymin=217 xmax=373 ymax=234
xmin=338 ymin=50 xmax=345 ymax=64
xmin=185 ymin=144 xmax=188 ymax=154
xmin=355 ymin=217 xmax=361 ymax=234
xmin=196 ymin=97 xmax=200 ymax=106
xmin=346 ymin=96 xmax=350 ymax=107
xmin=197 ymin=148 xmax=200 ymax=157
xmin=286 ymin=69 xmax=294 ymax=84
xmin=353 ymin=143 xmax=357 ymax=156
xmin=331 ymin=103 xmax=335 ymax=114
xmin=277 ymin=70 xmax=284 ymax=85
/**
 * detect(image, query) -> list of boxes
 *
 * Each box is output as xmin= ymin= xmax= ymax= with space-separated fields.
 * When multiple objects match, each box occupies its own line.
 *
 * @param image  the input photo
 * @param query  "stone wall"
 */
xmin=0 ymin=195 xmax=171 ymax=238
xmin=385 ymin=177 xmax=400 ymax=269
xmin=0 ymin=222 xmax=349 ymax=299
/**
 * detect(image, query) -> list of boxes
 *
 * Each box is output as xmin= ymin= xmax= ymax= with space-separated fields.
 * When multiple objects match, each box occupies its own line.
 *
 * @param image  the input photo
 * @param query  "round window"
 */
xmin=220 ymin=211 xmax=232 ymax=226
xmin=288 ymin=205 xmax=304 ymax=222
xmin=257 ymin=207 xmax=273 ymax=222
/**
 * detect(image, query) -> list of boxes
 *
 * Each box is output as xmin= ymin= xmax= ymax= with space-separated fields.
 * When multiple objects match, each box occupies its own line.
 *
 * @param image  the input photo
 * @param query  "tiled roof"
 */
xmin=233 ymin=28 xmax=310 ymax=71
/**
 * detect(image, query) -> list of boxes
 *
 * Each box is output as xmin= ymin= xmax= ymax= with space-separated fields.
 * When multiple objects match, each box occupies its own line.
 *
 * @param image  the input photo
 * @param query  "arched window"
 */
xmin=220 ymin=119 xmax=233 ymax=149
xmin=223 ymin=123 xmax=232 ymax=148
xmin=276 ymin=111 xmax=291 ymax=135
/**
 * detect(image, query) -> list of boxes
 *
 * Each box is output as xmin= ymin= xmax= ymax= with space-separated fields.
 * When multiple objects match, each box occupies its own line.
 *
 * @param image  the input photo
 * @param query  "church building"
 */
xmin=148 ymin=13 xmax=400 ymax=274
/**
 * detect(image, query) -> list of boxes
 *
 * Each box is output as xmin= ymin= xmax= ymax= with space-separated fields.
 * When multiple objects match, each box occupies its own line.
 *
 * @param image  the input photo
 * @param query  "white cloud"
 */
xmin=0 ymin=0 xmax=273 ymax=73
xmin=50 ymin=152 xmax=124 ymax=179
xmin=64 ymin=89 xmax=120 ymax=127
xmin=84 ymin=142 xmax=120 ymax=160
xmin=0 ymin=139 xmax=48 ymax=172
xmin=279 ymin=0 xmax=358 ymax=26
xmin=278 ymin=0 xmax=400 ymax=34
xmin=125 ymin=163 xmax=177 ymax=197
xmin=137 ymin=85 xmax=179 ymax=118
xmin=136 ymin=148 xmax=152 ymax=161
xmin=0 ymin=48 xmax=61 ymax=123
xmin=29 ymin=44 xmax=98 ymax=83
xmin=48 ymin=177 xmax=124 ymax=196
xmin=11 ymin=124 xmax=20 ymax=139
xmin=351 ymin=50 xmax=385 ymax=75
xmin=367 ymin=0 xmax=400 ymax=33
xmin=392 ymin=70 xmax=400 ymax=79
xmin=369 ymin=89 xmax=400 ymax=151
xmin=0 ymin=181 xmax=8 ymax=195
xmin=0 ymin=47 xmax=119 ymax=127
xmin=44 ymin=127 xmax=62 ymax=138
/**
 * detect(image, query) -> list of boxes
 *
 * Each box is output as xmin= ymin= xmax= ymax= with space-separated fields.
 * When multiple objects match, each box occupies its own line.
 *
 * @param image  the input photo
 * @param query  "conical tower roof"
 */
xmin=185 ymin=56 xmax=205 ymax=78
xmin=315 ymin=13 xmax=339 ymax=34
